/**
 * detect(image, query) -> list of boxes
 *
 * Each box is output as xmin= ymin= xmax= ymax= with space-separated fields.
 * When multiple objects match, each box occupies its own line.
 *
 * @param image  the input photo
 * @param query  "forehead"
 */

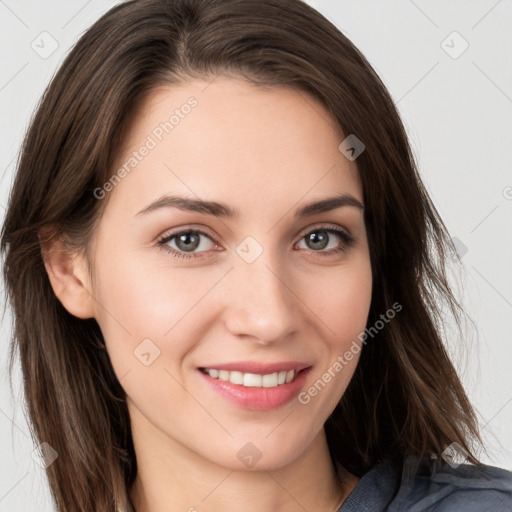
xmin=106 ymin=76 xmax=363 ymax=220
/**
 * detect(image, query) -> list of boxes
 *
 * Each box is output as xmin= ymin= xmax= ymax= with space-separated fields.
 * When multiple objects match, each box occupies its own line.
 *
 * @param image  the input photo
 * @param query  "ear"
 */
xmin=39 ymin=228 xmax=96 ymax=320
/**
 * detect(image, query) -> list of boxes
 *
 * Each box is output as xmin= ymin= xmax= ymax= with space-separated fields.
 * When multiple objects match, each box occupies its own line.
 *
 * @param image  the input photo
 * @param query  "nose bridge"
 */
xmin=223 ymin=240 xmax=298 ymax=344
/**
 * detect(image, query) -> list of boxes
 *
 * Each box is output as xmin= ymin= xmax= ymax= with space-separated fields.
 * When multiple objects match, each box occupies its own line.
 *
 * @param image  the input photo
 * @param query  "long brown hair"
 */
xmin=1 ymin=0 xmax=482 ymax=510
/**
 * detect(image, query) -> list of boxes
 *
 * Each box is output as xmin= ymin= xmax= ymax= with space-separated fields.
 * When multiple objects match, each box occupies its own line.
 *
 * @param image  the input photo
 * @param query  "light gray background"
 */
xmin=1 ymin=1 xmax=511 ymax=510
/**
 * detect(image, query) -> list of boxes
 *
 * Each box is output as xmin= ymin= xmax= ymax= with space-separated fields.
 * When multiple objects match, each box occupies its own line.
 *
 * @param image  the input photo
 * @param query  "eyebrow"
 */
xmin=135 ymin=193 xmax=364 ymax=218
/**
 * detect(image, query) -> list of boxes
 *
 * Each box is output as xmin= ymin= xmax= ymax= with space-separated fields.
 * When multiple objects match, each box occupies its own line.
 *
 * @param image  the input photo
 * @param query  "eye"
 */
xmin=157 ymin=229 xmax=218 ymax=259
xmin=295 ymin=226 xmax=355 ymax=256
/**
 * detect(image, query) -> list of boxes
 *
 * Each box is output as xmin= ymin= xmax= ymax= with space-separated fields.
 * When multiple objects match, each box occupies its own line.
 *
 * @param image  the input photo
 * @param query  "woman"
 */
xmin=1 ymin=0 xmax=511 ymax=511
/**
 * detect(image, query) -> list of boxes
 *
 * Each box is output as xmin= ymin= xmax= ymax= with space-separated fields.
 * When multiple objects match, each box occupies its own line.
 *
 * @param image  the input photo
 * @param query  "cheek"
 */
xmin=296 ymin=258 xmax=372 ymax=410
xmin=90 ymin=246 xmax=227 ymax=364
xmin=305 ymin=258 xmax=373 ymax=345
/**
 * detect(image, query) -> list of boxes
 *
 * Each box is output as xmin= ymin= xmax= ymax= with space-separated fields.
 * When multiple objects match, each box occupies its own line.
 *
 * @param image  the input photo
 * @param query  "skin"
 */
xmin=44 ymin=76 xmax=372 ymax=512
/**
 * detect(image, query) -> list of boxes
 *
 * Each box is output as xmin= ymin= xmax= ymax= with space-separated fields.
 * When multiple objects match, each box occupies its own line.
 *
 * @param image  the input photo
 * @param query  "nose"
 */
xmin=222 ymin=252 xmax=299 ymax=346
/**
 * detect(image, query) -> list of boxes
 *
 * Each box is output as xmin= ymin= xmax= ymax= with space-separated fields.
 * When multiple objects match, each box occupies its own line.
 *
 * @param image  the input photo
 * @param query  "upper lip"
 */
xmin=199 ymin=361 xmax=312 ymax=374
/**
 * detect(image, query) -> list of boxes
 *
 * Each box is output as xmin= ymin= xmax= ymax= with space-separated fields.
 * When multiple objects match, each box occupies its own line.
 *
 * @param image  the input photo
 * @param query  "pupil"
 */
xmin=308 ymin=231 xmax=328 ymax=250
xmin=177 ymin=232 xmax=199 ymax=252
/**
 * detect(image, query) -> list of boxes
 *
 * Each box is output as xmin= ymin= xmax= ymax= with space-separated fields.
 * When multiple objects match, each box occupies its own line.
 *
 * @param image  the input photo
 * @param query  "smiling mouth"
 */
xmin=199 ymin=368 xmax=308 ymax=388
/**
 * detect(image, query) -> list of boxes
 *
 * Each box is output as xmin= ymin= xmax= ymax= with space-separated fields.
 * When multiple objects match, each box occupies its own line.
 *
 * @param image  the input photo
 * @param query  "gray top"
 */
xmin=337 ymin=455 xmax=512 ymax=511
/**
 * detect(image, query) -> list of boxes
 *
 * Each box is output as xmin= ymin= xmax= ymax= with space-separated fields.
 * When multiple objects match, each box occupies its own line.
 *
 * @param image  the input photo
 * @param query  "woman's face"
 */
xmin=87 ymin=76 xmax=372 ymax=470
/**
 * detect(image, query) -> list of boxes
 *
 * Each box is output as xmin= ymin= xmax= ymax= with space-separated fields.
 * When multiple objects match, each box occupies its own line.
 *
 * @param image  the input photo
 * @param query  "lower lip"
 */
xmin=198 ymin=368 xmax=312 ymax=410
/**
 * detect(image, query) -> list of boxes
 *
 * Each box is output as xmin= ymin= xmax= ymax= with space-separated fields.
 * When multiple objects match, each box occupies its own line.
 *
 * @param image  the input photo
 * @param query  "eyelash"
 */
xmin=157 ymin=225 xmax=355 ymax=260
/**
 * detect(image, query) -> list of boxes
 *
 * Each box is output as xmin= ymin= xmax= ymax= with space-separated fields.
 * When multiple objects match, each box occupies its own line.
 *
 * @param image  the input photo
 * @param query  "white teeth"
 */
xmin=243 ymin=373 xmax=262 ymax=387
xmin=218 ymin=370 xmax=230 ymax=382
xmin=204 ymin=368 xmax=298 ymax=388
xmin=262 ymin=373 xmax=278 ymax=388
xmin=230 ymin=371 xmax=244 ymax=385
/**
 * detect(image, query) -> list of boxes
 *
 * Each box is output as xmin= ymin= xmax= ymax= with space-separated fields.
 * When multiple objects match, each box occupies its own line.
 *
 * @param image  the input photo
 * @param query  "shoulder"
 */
xmin=394 ymin=455 xmax=512 ymax=511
